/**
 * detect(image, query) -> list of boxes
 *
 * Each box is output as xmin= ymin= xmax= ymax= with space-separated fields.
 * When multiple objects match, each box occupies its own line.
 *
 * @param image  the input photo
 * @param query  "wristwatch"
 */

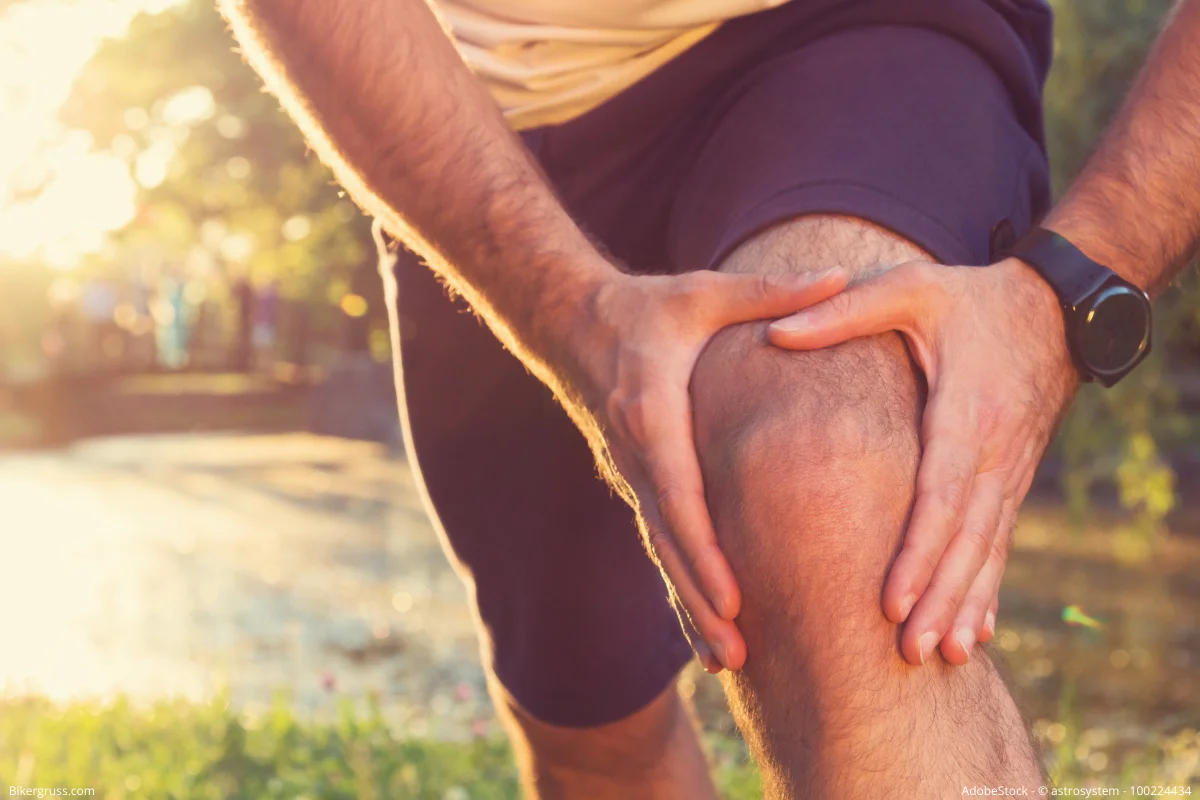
xmin=1001 ymin=227 xmax=1152 ymax=387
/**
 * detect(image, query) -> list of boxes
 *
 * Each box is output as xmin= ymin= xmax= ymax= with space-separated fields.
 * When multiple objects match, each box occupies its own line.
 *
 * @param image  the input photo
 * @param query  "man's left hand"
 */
xmin=767 ymin=257 xmax=1078 ymax=666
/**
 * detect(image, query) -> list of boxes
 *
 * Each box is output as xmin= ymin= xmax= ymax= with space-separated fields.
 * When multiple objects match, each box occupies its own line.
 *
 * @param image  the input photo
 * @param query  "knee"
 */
xmin=691 ymin=318 xmax=922 ymax=652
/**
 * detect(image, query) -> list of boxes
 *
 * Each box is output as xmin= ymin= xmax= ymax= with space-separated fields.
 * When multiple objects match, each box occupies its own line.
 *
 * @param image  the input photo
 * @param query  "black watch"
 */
xmin=1001 ymin=227 xmax=1152 ymax=387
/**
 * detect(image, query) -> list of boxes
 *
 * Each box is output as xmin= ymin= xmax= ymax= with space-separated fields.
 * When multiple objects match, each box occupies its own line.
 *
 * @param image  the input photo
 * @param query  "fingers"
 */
xmin=624 ymin=376 xmax=746 ymax=671
xmin=901 ymin=470 xmax=1007 ymax=666
xmin=975 ymin=464 xmax=1036 ymax=644
xmin=702 ymin=266 xmax=850 ymax=327
xmin=668 ymin=587 xmax=722 ymax=674
xmin=639 ymin=383 xmax=741 ymax=622
xmin=640 ymin=509 xmax=746 ymax=671
xmin=766 ymin=262 xmax=933 ymax=350
xmin=951 ymin=493 xmax=1015 ymax=651
xmin=882 ymin=419 xmax=979 ymax=624
xmin=890 ymin=410 xmax=1040 ymax=666
xmin=985 ymin=599 xmax=999 ymax=644
xmin=940 ymin=498 xmax=1011 ymax=661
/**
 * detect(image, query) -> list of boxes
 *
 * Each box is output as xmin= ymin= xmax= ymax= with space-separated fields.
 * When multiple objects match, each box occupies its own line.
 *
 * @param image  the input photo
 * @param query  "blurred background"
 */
xmin=0 ymin=0 xmax=1196 ymax=796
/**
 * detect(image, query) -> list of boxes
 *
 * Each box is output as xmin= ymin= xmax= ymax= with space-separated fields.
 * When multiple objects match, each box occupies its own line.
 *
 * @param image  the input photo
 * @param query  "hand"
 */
xmin=766 ymin=258 xmax=1078 ymax=666
xmin=561 ymin=266 xmax=850 ymax=672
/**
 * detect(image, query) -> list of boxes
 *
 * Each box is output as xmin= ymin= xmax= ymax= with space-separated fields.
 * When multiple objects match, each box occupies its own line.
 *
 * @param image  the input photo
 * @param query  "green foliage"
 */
xmin=0 ymin=694 xmax=521 ymax=800
xmin=59 ymin=0 xmax=380 ymax=327
xmin=1039 ymin=682 xmax=1200 ymax=788
xmin=1045 ymin=0 xmax=1198 ymax=544
xmin=1043 ymin=0 xmax=1177 ymax=188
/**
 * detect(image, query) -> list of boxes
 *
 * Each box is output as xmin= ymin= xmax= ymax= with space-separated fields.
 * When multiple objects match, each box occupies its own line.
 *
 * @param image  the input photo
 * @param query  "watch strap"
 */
xmin=1001 ymin=227 xmax=1110 ymax=308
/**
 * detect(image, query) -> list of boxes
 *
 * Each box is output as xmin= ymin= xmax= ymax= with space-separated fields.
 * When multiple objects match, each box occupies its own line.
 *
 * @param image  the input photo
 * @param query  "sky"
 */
xmin=0 ymin=0 xmax=182 ymax=269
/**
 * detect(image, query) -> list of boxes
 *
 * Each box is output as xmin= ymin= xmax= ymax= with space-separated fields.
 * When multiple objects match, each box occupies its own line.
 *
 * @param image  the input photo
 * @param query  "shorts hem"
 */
xmin=702 ymin=180 xmax=981 ymax=271
xmin=493 ymin=635 xmax=695 ymax=729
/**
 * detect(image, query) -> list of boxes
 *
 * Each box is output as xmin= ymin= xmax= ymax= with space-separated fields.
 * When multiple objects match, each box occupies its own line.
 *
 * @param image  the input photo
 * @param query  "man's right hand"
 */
xmin=552 ymin=266 xmax=849 ymax=672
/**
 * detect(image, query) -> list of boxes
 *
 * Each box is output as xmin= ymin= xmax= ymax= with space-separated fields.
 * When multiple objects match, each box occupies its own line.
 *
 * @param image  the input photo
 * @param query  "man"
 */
xmin=219 ymin=0 xmax=1197 ymax=796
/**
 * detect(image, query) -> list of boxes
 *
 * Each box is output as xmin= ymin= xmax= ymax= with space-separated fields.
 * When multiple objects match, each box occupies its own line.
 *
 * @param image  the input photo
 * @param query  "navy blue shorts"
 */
xmin=382 ymin=0 xmax=1053 ymax=727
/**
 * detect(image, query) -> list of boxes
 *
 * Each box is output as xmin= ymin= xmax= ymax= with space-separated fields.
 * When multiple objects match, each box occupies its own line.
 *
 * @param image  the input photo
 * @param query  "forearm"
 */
xmin=218 ymin=0 xmax=614 ymax=383
xmin=1045 ymin=0 xmax=1200 ymax=296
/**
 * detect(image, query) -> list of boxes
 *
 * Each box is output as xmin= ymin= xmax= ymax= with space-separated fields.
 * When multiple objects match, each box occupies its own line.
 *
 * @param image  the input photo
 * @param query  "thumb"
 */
xmin=702 ymin=267 xmax=850 ymax=327
xmin=766 ymin=262 xmax=933 ymax=350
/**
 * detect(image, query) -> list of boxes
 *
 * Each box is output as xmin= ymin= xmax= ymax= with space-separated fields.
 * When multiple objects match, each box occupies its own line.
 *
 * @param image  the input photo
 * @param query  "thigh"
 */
xmin=669 ymin=23 xmax=1050 ymax=273
xmin=383 ymin=245 xmax=692 ymax=729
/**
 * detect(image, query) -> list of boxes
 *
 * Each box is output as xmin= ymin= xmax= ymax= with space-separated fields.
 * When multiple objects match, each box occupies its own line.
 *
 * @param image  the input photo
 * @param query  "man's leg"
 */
xmin=489 ymin=679 xmax=717 ymax=799
xmin=385 ymin=241 xmax=719 ymax=800
xmin=691 ymin=216 xmax=1043 ymax=798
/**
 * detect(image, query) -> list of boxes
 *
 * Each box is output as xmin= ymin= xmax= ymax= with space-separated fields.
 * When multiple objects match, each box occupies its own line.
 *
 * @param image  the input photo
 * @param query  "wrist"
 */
xmin=999 ymin=255 xmax=1061 ymax=318
xmin=530 ymin=252 xmax=620 ymax=345
xmin=998 ymin=256 xmax=1082 ymax=393
xmin=1042 ymin=206 xmax=1153 ymax=295
xmin=517 ymin=252 xmax=626 ymax=396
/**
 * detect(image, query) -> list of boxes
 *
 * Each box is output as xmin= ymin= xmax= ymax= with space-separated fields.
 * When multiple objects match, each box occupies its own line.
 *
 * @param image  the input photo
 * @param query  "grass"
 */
xmin=0 ymin=694 xmax=1194 ymax=799
xmin=0 ymin=695 xmax=522 ymax=800
xmin=0 ymin=695 xmax=758 ymax=799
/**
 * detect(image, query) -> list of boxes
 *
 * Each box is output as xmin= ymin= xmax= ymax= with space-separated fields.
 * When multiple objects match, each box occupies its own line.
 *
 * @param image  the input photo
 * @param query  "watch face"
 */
xmin=1076 ymin=284 xmax=1151 ymax=376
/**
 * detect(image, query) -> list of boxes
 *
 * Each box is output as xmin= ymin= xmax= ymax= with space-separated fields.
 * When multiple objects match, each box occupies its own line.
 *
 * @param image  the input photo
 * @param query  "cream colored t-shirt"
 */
xmin=435 ymin=0 xmax=793 ymax=130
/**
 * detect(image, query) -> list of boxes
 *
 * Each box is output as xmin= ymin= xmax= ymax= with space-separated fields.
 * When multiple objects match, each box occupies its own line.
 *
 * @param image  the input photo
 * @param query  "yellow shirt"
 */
xmin=435 ymin=0 xmax=793 ymax=129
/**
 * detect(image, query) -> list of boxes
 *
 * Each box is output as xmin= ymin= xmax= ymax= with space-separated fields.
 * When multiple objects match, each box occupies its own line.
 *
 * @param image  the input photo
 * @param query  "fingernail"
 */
xmin=956 ymin=628 xmax=975 ymax=661
xmin=769 ymin=314 xmax=810 ymax=333
xmin=713 ymin=593 xmax=735 ymax=621
xmin=984 ymin=611 xmax=996 ymax=637
xmin=897 ymin=594 xmax=917 ymax=622
xmin=918 ymin=632 xmax=939 ymax=665
xmin=712 ymin=640 xmax=730 ymax=670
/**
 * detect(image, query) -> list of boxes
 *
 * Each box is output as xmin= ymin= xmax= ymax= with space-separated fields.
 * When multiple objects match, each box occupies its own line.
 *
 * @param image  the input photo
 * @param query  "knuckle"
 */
xmin=976 ymin=401 xmax=1011 ymax=439
xmin=611 ymin=392 xmax=654 ymax=443
xmin=916 ymin=596 xmax=958 ymax=631
xmin=661 ymin=280 xmax=701 ymax=318
xmin=644 ymin=525 xmax=672 ymax=558
xmin=827 ymin=289 xmax=856 ymax=317
xmin=929 ymin=481 xmax=969 ymax=527
xmin=654 ymin=481 xmax=685 ymax=520
xmin=989 ymin=534 xmax=1009 ymax=565
xmin=896 ymin=261 xmax=932 ymax=288
xmin=679 ymin=271 xmax=719 ymax=301
xmin=750 ymin=273 xmax=775 ymax=301
xmin=899 ymin=261 xmax=947 ymax=306
xmin=605 ymin=389 xmax=629 ymax=420
xmin=961 ymin=523 xmax=994 ymax=557
xmin=958 ymin=591 xmax=987 ymax=614
xmin=914 ymin=546 xmax=943 ymax=581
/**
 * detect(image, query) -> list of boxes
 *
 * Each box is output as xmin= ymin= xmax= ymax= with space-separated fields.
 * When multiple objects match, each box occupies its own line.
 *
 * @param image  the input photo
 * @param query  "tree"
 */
xmin=1045 ymin=0 xmax=1198 ymax=551
xmin=59 ymin=0 xmax=382 ymax=363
